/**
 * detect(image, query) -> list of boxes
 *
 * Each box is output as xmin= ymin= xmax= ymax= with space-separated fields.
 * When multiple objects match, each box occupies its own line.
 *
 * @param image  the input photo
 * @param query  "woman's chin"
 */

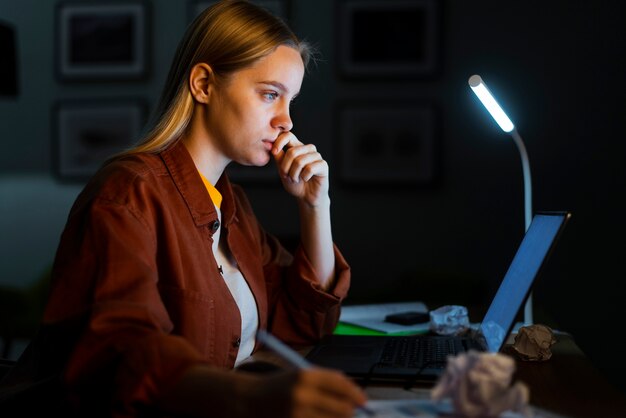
xmin=255 ymin=152 xmax=273 ymax=167
xmin=237 ymin=154 xmax=272 ymax=168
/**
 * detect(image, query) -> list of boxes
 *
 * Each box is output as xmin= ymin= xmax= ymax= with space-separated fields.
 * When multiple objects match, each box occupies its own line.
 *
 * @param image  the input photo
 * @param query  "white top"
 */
xmin=212 ymin=207 xmax=259 ymax=366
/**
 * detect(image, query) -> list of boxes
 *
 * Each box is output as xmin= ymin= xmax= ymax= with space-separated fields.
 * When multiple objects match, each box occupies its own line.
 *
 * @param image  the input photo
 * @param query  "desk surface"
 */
xmin=250 ymin=334 xmax=626 ymax=418
xmin=367 ymin=335 xmax=626 ymax=418
xmin=358 ymin=335 xmax=626 ymax=418
xmin=511 ymin=335 xmax=626 ymax=418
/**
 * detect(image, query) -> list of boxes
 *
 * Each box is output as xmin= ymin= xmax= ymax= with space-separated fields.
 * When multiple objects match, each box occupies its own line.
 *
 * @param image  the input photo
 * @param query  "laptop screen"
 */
xmin=480 ymin=212 xmax=569 ymax=352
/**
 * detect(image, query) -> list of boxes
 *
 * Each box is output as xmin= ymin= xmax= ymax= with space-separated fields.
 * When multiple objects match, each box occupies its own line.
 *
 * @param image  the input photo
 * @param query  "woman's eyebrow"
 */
xmin=258 ymin=81 xmax=300 ymax=100
xmin=259 ymin=81 xmax=294 ymax=95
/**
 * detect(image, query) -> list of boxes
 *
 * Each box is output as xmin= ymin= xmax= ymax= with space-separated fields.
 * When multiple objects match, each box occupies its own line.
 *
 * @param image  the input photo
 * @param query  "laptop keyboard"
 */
xmin=380 ymin=336 xmax=464 ymax=369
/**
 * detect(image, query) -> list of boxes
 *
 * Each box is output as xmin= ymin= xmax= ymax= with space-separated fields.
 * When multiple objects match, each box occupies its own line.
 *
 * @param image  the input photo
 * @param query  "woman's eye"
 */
xmin=263 ymin=92 xmax=278 ymax=101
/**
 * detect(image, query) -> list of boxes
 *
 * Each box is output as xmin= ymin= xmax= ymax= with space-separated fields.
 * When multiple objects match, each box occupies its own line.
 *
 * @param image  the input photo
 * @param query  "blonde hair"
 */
xmin=127 ymin=0 xmax=312 ymax=155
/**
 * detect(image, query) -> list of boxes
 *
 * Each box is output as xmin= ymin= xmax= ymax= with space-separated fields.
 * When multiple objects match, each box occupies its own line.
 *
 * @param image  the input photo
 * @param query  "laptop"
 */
xmin=305 ymin=211 xmax=571 ymax=381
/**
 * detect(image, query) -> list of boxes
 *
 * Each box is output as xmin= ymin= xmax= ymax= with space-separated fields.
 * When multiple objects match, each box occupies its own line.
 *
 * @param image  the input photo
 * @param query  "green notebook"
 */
xmin=334 ymin=322 xmax=429 ymax=336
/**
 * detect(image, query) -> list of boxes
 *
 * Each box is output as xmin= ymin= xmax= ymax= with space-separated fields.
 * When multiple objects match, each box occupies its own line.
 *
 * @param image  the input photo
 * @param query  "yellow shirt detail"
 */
xmin=198 ymin=172 xmax=222 ymax=209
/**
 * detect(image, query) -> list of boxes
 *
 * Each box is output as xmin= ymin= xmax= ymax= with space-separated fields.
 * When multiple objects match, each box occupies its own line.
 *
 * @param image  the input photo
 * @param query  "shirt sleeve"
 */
xmin=228 ymin=185 xmax=351 ymax=347
xmin=247 ymin=218 xmax=351 ymax=346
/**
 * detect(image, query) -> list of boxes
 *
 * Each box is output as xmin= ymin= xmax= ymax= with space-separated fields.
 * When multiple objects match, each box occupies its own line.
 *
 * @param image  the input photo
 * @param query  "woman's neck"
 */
xmin=182 ymin=133 xmax=228 ymax=185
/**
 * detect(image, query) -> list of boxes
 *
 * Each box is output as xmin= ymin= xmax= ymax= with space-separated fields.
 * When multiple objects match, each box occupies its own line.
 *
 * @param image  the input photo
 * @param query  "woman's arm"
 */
xmin=297 ymin=196 xmax=335 ymax=290
xmin=272 ymin=131 xmax=336 ymax=290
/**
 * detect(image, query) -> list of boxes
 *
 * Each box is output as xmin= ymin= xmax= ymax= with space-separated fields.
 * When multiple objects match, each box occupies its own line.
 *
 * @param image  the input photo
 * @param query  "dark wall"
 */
xmin=1 ymin=0 xmax=624 ymax=396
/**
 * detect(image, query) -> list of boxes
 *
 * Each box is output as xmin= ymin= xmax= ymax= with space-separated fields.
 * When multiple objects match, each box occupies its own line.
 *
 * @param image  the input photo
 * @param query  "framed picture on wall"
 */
xmin=55 ymin=1 xmax=148 ymax=81
xmin=336 ymin=0 xmax=440 ymax=79
xmin=0 ymin=22 xmax=18 ymax=96
xmin=53 ymin=100 xmax=147 ymax=180
xmin=336 ymin=101 xmax=439 ymax=185
xmin=189 ymin=0 xmax=288 ymax=22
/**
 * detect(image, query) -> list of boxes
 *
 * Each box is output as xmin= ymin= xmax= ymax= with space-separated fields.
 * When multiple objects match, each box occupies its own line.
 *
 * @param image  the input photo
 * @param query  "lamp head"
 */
xmin=469 ymin=74 xmax=514 ymax=133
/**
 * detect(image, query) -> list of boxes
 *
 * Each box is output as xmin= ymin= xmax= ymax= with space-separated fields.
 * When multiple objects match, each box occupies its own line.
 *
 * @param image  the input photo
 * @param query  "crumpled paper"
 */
xmin=511 ymin=324 xmax=557 ymax=361
xmin=431 ymin=350 xmax=530 ymax=417
xmin=429 ymin=305 xmax=470 ymax=335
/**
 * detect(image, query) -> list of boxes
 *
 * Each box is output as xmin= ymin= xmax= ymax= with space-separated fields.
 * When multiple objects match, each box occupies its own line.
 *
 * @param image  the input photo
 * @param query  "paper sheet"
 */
xmin=340 ymin=302 xmax=430 ymax=334
xmin=354 ymin=399 xmax=569 ymax=418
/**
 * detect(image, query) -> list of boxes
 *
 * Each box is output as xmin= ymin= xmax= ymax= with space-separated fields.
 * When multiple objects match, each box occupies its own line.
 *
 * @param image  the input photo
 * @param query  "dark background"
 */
xmin=1 ymin=0 xmax=625 ymax=395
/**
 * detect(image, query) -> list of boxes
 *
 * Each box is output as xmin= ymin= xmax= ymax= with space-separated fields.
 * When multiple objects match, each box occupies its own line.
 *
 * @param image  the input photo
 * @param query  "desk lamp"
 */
xmin=468 ymin=74 xmax=534 ymax=325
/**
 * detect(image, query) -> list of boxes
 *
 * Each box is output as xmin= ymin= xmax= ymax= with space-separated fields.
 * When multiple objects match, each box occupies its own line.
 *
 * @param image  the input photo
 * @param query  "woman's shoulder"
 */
xmin=77 ymin=152 xmax=168 ymax=207
xmin=105 ymin=151 xmax=166 ymax=177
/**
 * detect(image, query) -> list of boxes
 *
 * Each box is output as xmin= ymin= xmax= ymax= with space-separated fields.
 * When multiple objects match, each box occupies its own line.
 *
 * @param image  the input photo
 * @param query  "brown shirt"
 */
xmin=8 ymin=140 xmax=350 ymax=416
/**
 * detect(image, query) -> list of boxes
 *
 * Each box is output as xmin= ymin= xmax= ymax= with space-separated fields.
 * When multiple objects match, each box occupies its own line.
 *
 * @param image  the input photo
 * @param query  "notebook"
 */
xmin=305 ymin=211 xmax=571 ymax=381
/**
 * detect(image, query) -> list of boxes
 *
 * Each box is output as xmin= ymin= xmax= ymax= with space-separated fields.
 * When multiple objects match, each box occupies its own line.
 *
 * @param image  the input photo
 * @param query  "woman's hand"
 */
xmin=273 ymin=131 xmax=329 ymax=208
xmin=291 ymin=368 xmax=368 ymax=418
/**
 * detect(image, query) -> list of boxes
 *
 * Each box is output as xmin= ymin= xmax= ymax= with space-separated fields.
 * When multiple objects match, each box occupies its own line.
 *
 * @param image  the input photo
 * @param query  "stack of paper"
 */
xmin=354 ymin=399 xmax=568 ymax=418
xmin=340 ymin=301 xmax=430 ymax=334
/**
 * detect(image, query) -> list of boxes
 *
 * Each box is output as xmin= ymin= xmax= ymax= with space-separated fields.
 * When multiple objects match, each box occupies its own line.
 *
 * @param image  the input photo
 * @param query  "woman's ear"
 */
xmin=189 ymin=63 xmax=214 ymax=104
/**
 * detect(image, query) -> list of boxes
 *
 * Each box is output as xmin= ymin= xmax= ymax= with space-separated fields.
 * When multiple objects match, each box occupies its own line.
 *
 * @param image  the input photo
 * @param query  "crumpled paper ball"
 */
xmin=431 ymin=350 xmax=530 ymax=417
xmin=511 ymin=324 xmax=557 ymax=361
xmin=429 ymin=305 xmax=470 ymax=336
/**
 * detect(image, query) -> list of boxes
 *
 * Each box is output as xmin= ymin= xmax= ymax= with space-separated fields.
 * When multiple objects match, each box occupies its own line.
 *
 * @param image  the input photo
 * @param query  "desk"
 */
xmin=357 ymin=335 xmax=626 ymax=417
xmin=250 ymin=334 xmax=626 ymax=418
xmin=510 ymin=335 xmax=626 ymax=418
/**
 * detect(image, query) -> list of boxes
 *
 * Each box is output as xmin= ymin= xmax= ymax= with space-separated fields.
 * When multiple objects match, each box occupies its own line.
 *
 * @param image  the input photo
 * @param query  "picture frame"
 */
xmin=336 ymin=0 xmax=440 ymax=79
xmin=0 ymin=21 xmax=18 ymax=96
xmin=336 ymin=101 xmax=439 ymax=185
xmin=189 ymin=0 xmax=288 ymax=22
xmin=55 ymin=1 xmax=148 ymax=81
xmin=53 ymin=100 xmax=147 ymax=180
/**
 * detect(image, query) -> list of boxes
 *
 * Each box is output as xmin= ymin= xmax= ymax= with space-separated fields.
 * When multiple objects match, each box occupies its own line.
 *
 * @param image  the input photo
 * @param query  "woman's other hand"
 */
xmin=290 ymin=368 xmax=368 ymax=418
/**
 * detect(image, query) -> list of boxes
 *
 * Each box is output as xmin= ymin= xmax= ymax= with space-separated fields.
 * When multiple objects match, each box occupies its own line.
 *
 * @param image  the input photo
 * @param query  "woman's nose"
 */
xmin=272 ymin=107 xmax=293 ymax=132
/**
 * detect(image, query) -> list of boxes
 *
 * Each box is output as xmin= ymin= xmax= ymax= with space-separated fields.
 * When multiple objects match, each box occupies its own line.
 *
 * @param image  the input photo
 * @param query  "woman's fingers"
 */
xmin=273 ymin=132 xmax=327 ymax=182
xmin=293 ymin=386 xmax=355 ymax=418
xmin=277 ymin=146 xmax=327 ymax=183
xmin=272 ymin=131 xmax=330 ymax=205
xmin=285 ymin=150 xmax=325 ymax=182
xmin=291 ymin=368 xmax=368 ymax=418
xmin=273 ymin=131 xmax=303 ymax=155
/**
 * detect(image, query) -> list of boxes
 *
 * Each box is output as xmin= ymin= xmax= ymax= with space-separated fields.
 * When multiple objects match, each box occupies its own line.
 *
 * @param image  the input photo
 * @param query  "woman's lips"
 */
xmin=262 ymin=139 xmax=274 ymax=151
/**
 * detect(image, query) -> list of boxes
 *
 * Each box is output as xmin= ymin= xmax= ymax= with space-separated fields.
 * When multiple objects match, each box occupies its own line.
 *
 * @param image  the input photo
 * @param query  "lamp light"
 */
xmin=468 ymin=74 xmax=534 ymax=325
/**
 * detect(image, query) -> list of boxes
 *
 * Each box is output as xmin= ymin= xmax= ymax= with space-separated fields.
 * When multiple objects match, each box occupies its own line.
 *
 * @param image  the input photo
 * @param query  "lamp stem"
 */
xmin=510 ymin=128 xmax=533 ymax=325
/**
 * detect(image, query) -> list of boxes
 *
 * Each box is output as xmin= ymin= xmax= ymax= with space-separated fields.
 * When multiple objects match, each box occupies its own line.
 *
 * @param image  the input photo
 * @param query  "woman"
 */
xmin=0 ymin=1 xmax=366 ymax=417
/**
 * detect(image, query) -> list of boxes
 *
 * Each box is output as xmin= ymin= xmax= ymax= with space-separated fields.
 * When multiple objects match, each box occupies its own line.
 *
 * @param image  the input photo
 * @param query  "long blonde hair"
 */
xmin=128 ymin=0 xmax=312 ymax=155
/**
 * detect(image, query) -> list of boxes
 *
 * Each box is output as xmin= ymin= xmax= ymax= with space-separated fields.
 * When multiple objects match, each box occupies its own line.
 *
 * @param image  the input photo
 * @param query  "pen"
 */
xmin=256 ymin=329 xmax=375 ymax=417
xmin=256 ymin=329 xmax=313 ymax=368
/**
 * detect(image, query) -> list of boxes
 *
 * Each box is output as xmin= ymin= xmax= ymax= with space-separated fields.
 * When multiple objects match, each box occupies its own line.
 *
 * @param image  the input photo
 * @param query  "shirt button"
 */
xmin=233 ymin=337 xmax=241 ymax=348
xmin=210 ymin=220 xmax=220 ymax=233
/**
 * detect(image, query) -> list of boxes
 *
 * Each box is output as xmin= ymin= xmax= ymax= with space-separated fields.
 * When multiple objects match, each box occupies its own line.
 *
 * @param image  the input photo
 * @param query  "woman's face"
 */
xmin=205 ymin=45 xmax=305 ymax=167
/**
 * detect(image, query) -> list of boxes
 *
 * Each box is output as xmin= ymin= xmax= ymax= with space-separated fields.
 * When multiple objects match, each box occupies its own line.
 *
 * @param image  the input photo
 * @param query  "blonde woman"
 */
xmin=0 ymin=1 xmax=366 ymax=417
